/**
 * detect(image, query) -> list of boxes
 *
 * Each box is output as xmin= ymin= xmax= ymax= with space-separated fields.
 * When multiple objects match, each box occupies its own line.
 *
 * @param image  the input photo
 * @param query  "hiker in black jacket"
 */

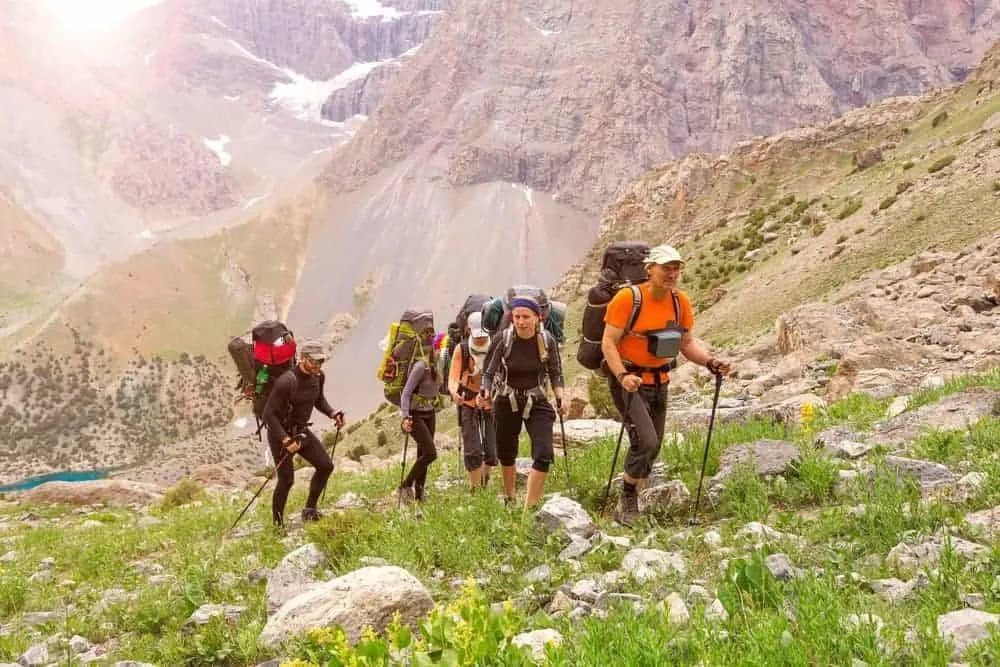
xmin=263 ymin=339 xmax=345 ymax=526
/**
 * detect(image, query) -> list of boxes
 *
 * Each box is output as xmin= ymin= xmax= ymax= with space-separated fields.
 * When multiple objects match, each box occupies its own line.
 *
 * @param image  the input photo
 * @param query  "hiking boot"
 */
xmin=397 ymin=486 xmax=415 ymax=505
xmin=614 ymin=492 xmax=640 ymax=528
xmin=301 ymin=508 xmax=323 ymax=522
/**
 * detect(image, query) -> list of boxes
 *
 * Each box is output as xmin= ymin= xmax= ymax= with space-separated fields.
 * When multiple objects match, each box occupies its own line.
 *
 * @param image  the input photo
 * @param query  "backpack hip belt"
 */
xmin=494 ymin=385 xmax=546 ymax=419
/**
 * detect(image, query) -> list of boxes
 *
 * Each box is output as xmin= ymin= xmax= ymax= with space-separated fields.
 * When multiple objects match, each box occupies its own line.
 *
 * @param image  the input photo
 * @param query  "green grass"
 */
xmin=905 ymin=368 xmax=1000 ymax=411
xmin=2 ymin=373 xmax=1000 ymax=665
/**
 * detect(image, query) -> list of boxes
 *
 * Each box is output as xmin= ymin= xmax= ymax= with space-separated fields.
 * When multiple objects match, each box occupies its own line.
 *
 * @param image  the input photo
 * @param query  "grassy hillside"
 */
xmin=558 ymin=48 xmax=1000 ymax=349
xmin=1 ymin=372 xmax=997 ymax=665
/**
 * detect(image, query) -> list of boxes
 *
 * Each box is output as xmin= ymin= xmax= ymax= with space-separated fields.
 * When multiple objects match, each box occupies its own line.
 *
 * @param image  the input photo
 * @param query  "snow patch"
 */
xmin=144 ymin=50 xmax=156 ymax=65
xmin=223 ymin=94 xmax=241 ymax=101
xmin=242 ymin=193 xmax=270 ymax=209
xmin=203 ymin=135 xmax=232 ymax=166
xmin=137 ymin=229 xmax=154 ymax=240
xmin=523 ymin=185 xmax=534 ymax=207
xmin=209 ymin=15 xmax=229 ymax=29
xmin=233 ymin=417 xmax=248 ymax=429
xmin=227 ymin=39 xmax=287 ymax=75
xmin=270 ymin=61 xmax=385 ymax=123
xmin=342 ymin=0 xmax=403 ymax=20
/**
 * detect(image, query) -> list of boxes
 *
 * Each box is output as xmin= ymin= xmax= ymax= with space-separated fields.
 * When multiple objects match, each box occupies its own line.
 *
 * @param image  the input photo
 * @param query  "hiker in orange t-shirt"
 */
xmin=601 ymin=244 xmax=731 ymax=527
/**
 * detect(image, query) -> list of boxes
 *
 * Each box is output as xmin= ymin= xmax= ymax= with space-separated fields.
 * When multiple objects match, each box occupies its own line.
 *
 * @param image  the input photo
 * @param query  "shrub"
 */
xmin=931 ymin=111 xmax=948 ymax=128
xmin=836 ymin=198 xmax=863 ymax=219
xmin=902 ymin=161 xmax=914 ymax=170
xmin=587 ymin=374 xmax=617 ymax=419
xmin=719 ymin=464 xmax=769 ymax=522
xmin=928 ymin=155 xmax=956 ymax=173
xmin=836 ymin=234 xmax=848 ymax=244
xmin=160 ymin=478 xmax=207 ymax=509
xmin=778 ymin=194 xmax=796 ymax=207
xmin=720 ymin=236 xmax=742 ymax=251
xmin=993 ymin=181 xmax=1000 ymax=192
xmin=879 ymin=195 xmax=897 ymax=210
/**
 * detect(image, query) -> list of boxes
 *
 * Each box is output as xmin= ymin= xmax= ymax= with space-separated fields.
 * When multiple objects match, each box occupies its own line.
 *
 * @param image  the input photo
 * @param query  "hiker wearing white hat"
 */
xmin=601 ymin=244 xmax=731 ymax=526
xmin=448 ymin=311 xmax=498 ymax=490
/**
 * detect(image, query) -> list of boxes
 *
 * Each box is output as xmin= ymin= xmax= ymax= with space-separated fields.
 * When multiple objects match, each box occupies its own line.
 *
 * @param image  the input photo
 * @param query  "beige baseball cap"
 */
xmin=644 ymin=244 xmax=684 ymax=266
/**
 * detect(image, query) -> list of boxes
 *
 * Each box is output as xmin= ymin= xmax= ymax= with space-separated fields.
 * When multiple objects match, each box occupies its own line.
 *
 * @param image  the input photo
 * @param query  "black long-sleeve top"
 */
xmin=262 ymin=366 xmax=336 ymax=442
xmin=481 ymin=329 xmax=563 ymax=394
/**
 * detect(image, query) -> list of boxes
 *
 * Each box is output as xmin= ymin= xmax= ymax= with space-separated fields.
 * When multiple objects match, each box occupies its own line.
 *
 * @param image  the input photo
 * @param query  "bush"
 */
xmin=993 ymin=181 xmax=1000 ymax=192
xmin=836 ymin=198 xmax=863 ymax=219
xmin=928 ymin=155 xmax=956 ymax=173
xmin=931 ymin=111 xmax=948 ymax=128
xmin=896 ymin=180 xmax=913 ymax=195
xmin=587 ymin=373 xmax=618 ymax=419
xmin=160 ymin=478 xmax=207 ymax=509
xmin=879 ymin=195 xmax=897 ymax=210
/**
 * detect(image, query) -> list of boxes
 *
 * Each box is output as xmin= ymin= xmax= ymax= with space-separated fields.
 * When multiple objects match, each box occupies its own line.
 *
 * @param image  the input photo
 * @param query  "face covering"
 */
xmin=469 ymin=337 xmax=490 ymax=373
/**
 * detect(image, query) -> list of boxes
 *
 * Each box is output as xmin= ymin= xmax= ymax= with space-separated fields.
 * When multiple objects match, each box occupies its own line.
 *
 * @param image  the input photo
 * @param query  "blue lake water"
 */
xmin=0 ymin=470 xmax=108 ymax=493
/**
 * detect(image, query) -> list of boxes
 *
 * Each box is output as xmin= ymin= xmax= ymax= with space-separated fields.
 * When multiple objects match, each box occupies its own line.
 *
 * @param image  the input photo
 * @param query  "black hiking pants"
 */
xmin=608 ymin=378 xmax=669 ymax=480
xmin=401 ymin=410 xmax=437 ymax=500
xmin=267 ymin=426 xmax=333 ymax=525
xmin=459 ymin=405 xmax=498 ymax=471
xmin=494 ymin=394 xmax=555 ymax=473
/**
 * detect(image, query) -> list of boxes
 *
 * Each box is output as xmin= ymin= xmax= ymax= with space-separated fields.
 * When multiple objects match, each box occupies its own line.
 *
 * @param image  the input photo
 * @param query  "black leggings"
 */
xmin=401 ymin=411 xmax=437 ymax=498
xmin=266 ymin=427 xmax=333 ymax=525
xmin=494 ymin=395 xmax=555 ymax=473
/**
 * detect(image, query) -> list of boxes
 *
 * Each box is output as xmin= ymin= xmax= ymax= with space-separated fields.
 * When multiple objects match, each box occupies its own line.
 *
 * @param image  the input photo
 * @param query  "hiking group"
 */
xmin=229 ymin=242 xmax=730 ymax=529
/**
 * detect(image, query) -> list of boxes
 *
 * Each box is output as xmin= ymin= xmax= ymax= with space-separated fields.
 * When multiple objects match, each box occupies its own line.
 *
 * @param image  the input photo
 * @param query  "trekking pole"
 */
xmin=398 ymin=431 xmax=410 ymax=509
xmin=601 ymin=392 xmax=633 ymax=513
xmin=556 ymin=398 xmax=572 ymax=491
xmin=231 ymin=449 xmax=291 ymax=531
xmin=690 ymin=370 xmax=724 ymax=524
xmin=319 ymin=425 xmax=342 ymax=505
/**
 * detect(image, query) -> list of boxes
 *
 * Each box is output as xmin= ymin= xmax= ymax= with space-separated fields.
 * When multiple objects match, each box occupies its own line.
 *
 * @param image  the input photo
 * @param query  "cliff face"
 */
xmin=326 ymin=0 xmax=1000 ymax=212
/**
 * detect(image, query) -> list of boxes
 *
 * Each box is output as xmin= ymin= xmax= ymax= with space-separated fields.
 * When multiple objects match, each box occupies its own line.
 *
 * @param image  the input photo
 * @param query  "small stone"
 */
xmin=38 ymin=557 xmax=55 ymax=569
xmin=569 ymin=579 xmax=600 ymax=603
xmin=0 ymin=551 xmax=16 ymax=563
xmin=664 ymin=592 xmax=690 ymax=625
xmin=707 ymin=598 xmax=729 ymax=623
xmin=559 ymin=536 xmax=593 ymax=561
xmin=79 ymin=520 xmax=104 ymax=530
xmin=359 ymin=556 xmax=389 ymax=567
xmin=23 ymin=611 xmax=61 ymax=626
xmin=28 ymin=570 xmax=53 ymax=584
xmin=68 ymin=635 xmax=91 ymax=653
xmin=524 ymin=565 xmax=552 ymax=584
xmin=764 ymin=553 xmax=797 ymax=581
xmin=961 ymin=593 xmax=986 ymax=610
xmin=597 ymin=532 xmax=631 ymax=549
xmin=535 ymin=495 xmax=595 ymax=539
xmin=185 ymin=604 xmax=246 ymax=627
xmin=687 ymin=584 xmax=711 ymax=603
xmin=512 ymin=629 xmax=563 ymax=662
xmin=780 ymin=629 xmax=793 ymax=647
xmin=702 ymin=530 xmax=723 ymax=550
xmin=621 ymin=549 xmax=687 ymax=583
xmin=548 ymin=591 xmax=575 ymax=613
xmin=936 ymin=609 xmax=999 ymax=658
xmin=17 ymin=643 xmax=49 ymax=667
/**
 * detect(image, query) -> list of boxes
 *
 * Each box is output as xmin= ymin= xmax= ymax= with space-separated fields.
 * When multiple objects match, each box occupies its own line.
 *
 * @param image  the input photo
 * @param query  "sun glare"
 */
xmin=42 ymin=0 xmax=163 ymax=33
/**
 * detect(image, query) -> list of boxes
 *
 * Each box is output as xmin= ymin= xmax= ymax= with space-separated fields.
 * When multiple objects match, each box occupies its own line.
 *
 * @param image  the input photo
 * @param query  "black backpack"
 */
xmin=577 ymin=242 xmax=650 ymax=370
xmin=439 ymin=295 xmax=492 ymax=395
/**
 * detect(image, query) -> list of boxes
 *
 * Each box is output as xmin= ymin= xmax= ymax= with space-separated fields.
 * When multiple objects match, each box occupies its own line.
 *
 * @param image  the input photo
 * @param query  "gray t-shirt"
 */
xmin=400 ymin=360 xmax=438 ymax=416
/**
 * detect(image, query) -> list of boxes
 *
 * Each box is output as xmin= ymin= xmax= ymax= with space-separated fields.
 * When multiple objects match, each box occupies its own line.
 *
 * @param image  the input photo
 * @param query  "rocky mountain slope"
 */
xmin=0 ymin=0 xmax=443 ymax=331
